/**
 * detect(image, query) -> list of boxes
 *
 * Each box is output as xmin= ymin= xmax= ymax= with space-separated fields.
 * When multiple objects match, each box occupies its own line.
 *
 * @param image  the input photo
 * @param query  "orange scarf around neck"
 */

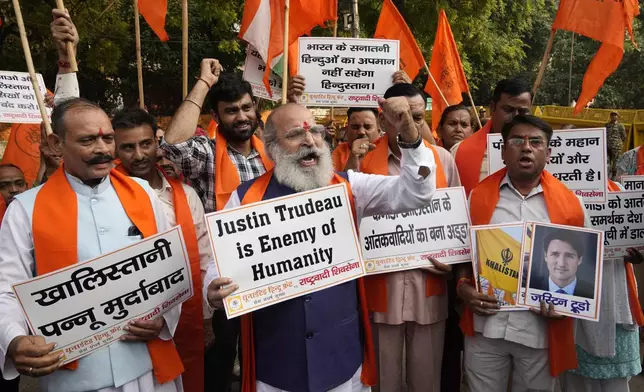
xmin=238 ymin=169 xmax=377 ymax=392
xmin=215 ymin=130 xmax=274 ymax=211
xmin=462 ymin=168 xmax=583 ymax=377
xmin=607 ymin=180 xmax=644 ymax=326
xmin=331 ymin=142 xmax=351 ymax=172
xmin=454 ymin=120 xmax=493 ymax=196
xmin=636 ymin=146 xmax=644 ymax=175
xmin=32 ymin=167 xmax=184 ymax=384
xmin=359 ymin=136 xmax=448 ymax=312
xmin=114 ymin=163 xmax=204 ymax=391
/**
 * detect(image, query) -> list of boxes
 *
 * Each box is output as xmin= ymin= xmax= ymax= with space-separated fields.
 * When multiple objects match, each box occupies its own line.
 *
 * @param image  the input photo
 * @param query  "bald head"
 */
xmin=264 ymin=103 xmax=316 ymax=149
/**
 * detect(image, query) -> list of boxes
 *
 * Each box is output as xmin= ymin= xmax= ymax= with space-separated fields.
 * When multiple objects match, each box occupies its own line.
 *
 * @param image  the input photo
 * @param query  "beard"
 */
xmin=271 ymin=143 xmax=334 ymax=192
xmin=218 ymin=119 xmax=258 ymax=143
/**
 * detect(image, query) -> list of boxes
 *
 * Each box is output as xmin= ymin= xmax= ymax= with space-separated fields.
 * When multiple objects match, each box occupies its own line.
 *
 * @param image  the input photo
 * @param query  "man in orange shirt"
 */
xmin=332 ymin=108 xmax=380 ymax=171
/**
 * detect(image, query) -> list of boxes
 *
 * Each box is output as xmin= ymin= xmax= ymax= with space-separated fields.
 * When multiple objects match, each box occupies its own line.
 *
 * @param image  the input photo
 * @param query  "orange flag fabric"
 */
xmin=425 ymin=10 xmax=469 ymax=131
xmin=139 ymin=0 xmax=170 ymax=42
xmin=374 ymin=0 xmax=425 ymax=81
xmin=207 ymin=119 xmax=218 ymax=139
xmin=552 ymin=0 xmax=639 ymax=114
xmin=1 ymin=123 xmax=41 ymax=186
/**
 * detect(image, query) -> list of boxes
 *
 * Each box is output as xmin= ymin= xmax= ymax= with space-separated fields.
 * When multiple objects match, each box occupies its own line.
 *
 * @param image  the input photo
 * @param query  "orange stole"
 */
xmin=114 ymin=163 xmax=204 ymax=391
xmin=359 ymin=137 xmax=448 ymax=312
xmin=331 ymin=142 xmax=351 ymax=172
xmin=214 ymin=130 xmax=274 ymax=211
xmin=608 ymin=180 xmax=644 ymax=326
xmin=32 ymin=168 xmax=184 ymax=383
xmin=454 ymin=120 xmax=493 ymax=196
xmin=0 ymin=198 xmax=5 ymax=228
xmin=462 ymin=168 xmax=583 ymax=376
xmin=636 ymin=146 xmax=644 ymax=175
xmin=238 ymin=170 xmax=377 ymax=392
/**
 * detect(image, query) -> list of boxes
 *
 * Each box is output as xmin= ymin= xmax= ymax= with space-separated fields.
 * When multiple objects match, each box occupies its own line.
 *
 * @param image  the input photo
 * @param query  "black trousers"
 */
xmin=441 ymin=279 xmax=464 ymax=392
xmin=205 ymin=309 xmax=241 ymax=392
xmin=0 ymin=372 xmax=19 ymax=392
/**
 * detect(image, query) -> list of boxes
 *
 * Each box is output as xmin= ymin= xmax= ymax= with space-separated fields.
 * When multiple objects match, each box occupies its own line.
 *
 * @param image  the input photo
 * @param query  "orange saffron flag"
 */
xmin=1 ymin=123 xmax=42 ymax=186
xmin=424 ymin=10 xmax=469 ymax=132
xmin=552 ymin=0 xmax=639 ymax=114
xmin=139 ymin=0 xmax=170 ymax=42
xmin=374 ymin=0 xmax=425 ymax=81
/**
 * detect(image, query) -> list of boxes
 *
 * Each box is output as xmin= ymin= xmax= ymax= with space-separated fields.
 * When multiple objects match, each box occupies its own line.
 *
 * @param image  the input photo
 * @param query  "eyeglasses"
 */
xmin=283 ymin=124 xmax=327 ymax=143
xmin=507 ymin=136 xmax=546 ymax=149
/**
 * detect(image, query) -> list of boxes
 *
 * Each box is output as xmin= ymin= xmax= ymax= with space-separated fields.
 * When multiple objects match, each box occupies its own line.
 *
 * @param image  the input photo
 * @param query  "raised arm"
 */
xmin=50 ymin=9 xmax=80 ymax=105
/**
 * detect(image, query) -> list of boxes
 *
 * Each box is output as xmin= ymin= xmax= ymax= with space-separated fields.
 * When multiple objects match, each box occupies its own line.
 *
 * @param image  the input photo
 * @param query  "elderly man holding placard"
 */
xmin=0 ymin=99 xmax=184 ymax=392
xmin=205 ymin=95 xmax=438 ymax=392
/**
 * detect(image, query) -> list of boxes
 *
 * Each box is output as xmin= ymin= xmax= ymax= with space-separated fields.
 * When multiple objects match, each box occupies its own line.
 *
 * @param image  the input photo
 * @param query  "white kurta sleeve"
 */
xmin=53 ymin=73 xmax=80 ymax=105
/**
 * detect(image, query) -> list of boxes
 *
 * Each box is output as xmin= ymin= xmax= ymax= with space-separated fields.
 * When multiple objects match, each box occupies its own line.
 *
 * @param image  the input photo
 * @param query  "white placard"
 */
xmin=242 ymin=46 xmax=282 ymax=101
xmin=0 ymin=71 xmax=51 ymax=123
xmin=487 ymin=128 xmax=608 ymax=203
xmin=622 ymin=175 xmax=644 ymax=191
xmin=205 ymin=184 xmax=365 ymax=318
xmin=585 ymin=191 xmax=644 ymax=259
xmin=518 ymin=222 xmax=603 ymax=321
xmin=360 ymin=187 xmax=471 ymax=275
xmin=298 ymin=37 xmax=399 ymax=107
xmin=12 ymin=227 xmax=194 ymax=364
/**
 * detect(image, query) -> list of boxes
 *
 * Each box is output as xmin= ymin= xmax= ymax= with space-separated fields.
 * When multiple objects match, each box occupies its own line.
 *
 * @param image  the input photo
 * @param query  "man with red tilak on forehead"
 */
xmin=204 ymin=96 xmax=439 ymax=392
xmin=0 ymin=98 xmax=185 ymax=391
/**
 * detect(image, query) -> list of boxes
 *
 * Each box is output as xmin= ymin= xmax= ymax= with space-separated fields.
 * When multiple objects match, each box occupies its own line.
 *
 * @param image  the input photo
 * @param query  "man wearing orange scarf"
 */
xmin=112 ymin=108 xmax=212 ymax=392
xmin=451 ymin=78 xmax=532 ymax=196
xmin=161 ymin=58 xmax=273 ymax=391
xmin=0 ymin=98 xmax=184 ymax=391
xmin=205 ymin=97 xmax=438 ymax=392
xmin=332 ymin=108 xmax=380 ymax=171
xmin=456 ymin=115 xmax=591 ymax=392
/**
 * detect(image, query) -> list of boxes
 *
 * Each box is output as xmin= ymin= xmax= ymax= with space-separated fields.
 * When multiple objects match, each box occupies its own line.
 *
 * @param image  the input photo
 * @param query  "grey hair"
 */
xmin=263 ymin=114 xmax=279 ymax=154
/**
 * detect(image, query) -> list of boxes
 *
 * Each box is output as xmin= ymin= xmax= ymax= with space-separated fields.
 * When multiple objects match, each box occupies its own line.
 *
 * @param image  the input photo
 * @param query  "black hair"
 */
xmin=51 ymin=98 xmax=104 ymax=137
xmin=501 ymin=114 xmax=553 ymax=143
xmin=438 ymin=104 xmax=469 ymax=129
xmin=0 ymin=163 xmax=23 ymax=174
xmin=383 ymin=83 xmax=425 ymax=100
xmin=347 ymin=107 xmax=378 ymax=121
xmin=111 ymin=107 xmax=158 ymax=135
xmin=543 ymin=229 xmax=584 ymax=259
xmin=492 ymin=78 xmax=531 ymax=104
xmin=207 ymin=73 xmax=255 ymax=115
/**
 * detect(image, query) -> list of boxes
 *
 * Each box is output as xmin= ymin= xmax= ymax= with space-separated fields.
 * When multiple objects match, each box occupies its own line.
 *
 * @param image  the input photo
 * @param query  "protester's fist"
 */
xmin=625 ymin=248 xmax=644 ymax=265
xmin=51 ymin=9 xmax=79 ymax=58
xmin=200 ymin=59 xmax=222 ymax=88
xmin=8 ymin=335 xmax=63 ymax=377
xmin=287 ymin=75 xmax=306 ymax=103
xmin=530 ymin=301 xmax=566 ymax=320
xmin=378 ymin=97 xmax=418 ymax=142
xmin=207 ymin=277 xmax=239 ymax=309
xmin=392 ymin=70 xmax=412 ymax=85
xmin=350 ymin=137 xmax=376 ymax=159
xmin=44 ymin=92 xmax=55 ymax=109
xmin=456 ymin=281 xmax=499 ymax=316
xmin=420 ymin=257 xmax=452 ymax=278
xmin=121 ymin=318 xmax=165 ymax=342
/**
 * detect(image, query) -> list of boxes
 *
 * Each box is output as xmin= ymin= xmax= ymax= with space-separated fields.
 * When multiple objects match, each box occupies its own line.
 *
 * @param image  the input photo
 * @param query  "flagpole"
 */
xmin=182 ymin=0 xmax=189 ymax=99
xmin=532 ymin=29 xmax=556 ymax=105
xmin=568 ymin=32 xmax=575 ymax=106
xmin=12 ymin=0 xmax=53 ymax=136
xmin=423 ymin=63 xmax=449 ymax=106
xmin=133 ymin=0 xmax=145 ymax=109
xmin=281 ymin=0 xmax=290 ymax=104
xmin=330 ymin=19 xmax=338 ymax=132
xmin=467 ymin=91 xmax=482 ymax=128
xmin=54 ymin=0 xmax=78 ymax=72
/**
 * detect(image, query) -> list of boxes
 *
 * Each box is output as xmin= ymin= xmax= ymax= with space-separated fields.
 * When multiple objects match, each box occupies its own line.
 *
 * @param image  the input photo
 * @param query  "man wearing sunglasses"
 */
xmin=205 ymin=97 xmax=438 ymax=392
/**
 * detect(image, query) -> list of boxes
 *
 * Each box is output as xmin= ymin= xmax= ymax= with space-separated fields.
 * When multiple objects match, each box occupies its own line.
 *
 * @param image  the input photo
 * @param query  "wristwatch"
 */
xmin=397 ymin=132 xmax=422 ymax=149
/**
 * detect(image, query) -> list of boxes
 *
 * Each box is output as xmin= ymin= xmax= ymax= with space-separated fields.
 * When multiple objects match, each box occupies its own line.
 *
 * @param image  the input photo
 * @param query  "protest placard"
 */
xmin=242 ymin=45 xmax=282 ymax=101
xmin=622 ymin=175 xmax=644 ymax=191
xmin=205 ymin=184 xmax=364 ymax=318
xmin=519 ymin=222 xmax=603 ymax=321
xmin=0 ymin=71 xmax=51 ymax=124
xmin=487 ymin=128 xmax=608 ymax=203
xmin=585 ymin=191 xmax=644 ymax=259
xmin=470 ymin=223 xmax=527 ymax=311
xmin=12 ymin=227 xmax=194 ymax=364
xmin=297 ymin=37 xmax=399 ymax=107
xmin=360 ymin=187 xmax=471 ymax=275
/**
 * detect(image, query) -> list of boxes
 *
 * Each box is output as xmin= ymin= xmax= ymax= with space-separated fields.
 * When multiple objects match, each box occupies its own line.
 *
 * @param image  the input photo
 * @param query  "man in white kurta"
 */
xmin=0 ymin=99 xmax=183 ymax=392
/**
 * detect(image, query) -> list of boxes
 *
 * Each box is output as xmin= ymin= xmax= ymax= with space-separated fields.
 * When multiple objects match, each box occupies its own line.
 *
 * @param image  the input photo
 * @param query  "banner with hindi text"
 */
xmin=0 ymin=71 xmax=50 ymax=124
xmin=242 ymin=45 xmax=282 ymax=101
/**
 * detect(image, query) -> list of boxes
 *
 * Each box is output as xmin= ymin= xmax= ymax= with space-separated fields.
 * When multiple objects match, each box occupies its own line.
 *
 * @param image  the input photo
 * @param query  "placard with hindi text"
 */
xmin=242 ymin=45 xmax=282 ymax=101
xmin=0 ymin=71 xmax=51 ymax=124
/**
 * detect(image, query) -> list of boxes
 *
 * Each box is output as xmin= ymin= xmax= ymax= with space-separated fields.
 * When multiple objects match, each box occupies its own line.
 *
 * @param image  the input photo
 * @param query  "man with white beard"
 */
xmin=203 ymin=99 xmax=438 ymax=392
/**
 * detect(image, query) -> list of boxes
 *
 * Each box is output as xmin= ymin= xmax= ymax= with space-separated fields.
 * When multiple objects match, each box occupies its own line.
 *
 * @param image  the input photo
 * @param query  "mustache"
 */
xmin=84 ymin=154 xmax=114 ymax=165
xmin=291 ymin=146 xmax=322 ymax=160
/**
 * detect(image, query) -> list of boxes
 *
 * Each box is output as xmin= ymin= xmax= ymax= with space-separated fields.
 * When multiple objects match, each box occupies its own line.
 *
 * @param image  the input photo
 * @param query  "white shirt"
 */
xmin=0 ymin=172 xmax=182 ymax=392
xmin=54 ymin=73 xmax=80 ymax=105
xmin=548 ymin=278 xmax=577 ymax=295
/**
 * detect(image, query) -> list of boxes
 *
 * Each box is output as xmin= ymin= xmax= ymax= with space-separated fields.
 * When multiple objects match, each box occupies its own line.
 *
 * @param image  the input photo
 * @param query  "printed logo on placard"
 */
xmin=365 ymin=261 xmax=376 ymax=272
xmin=227 ymin=296 xmax=243 ymax=311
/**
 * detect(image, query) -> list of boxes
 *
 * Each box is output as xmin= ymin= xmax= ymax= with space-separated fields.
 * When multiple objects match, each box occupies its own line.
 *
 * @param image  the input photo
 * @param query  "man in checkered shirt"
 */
xmin=161 ymin=58 xmax=273 ymax=392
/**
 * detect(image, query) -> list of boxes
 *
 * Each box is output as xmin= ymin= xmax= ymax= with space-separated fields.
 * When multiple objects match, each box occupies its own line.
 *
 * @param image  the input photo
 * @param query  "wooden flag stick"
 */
xmin=54 ymin=0 xmax=78 ymax=72
xmin=133 ymin=0 xmax=144 ymax=109
xmin=532 ymin=29 xmax=556 ymax=105
xmin=330 ymin=19 xmax=338 ymax=124
xmin=281 ymin=0 xmax=290 ymax=104
xmin=12 ymin=0 xmax=53 ymax=136
xmin=182 ymin=0 xmax=189 ymax=99
xmin=467 ymin=90 xmax=482 ymax=129
xmin=423 ymin=63 xmax=449 ymax=106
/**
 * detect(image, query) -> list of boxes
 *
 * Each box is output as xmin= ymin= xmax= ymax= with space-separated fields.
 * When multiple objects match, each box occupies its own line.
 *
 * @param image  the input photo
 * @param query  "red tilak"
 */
xmin=303 ymin=121 xmax=311 ymax=130
xmin=97 ymin=128 xmax=104 ymax=136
